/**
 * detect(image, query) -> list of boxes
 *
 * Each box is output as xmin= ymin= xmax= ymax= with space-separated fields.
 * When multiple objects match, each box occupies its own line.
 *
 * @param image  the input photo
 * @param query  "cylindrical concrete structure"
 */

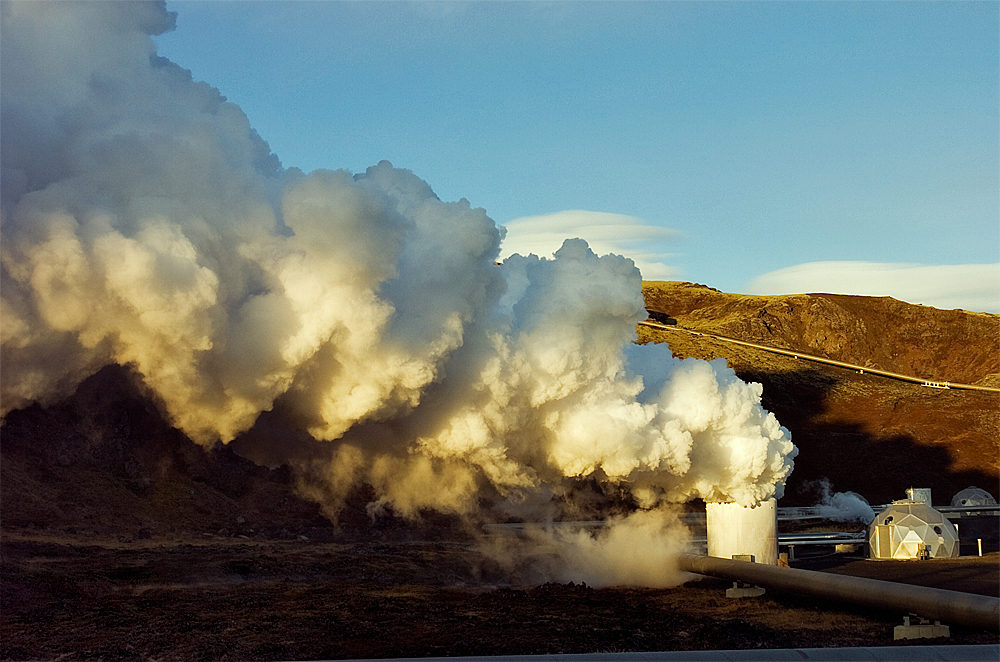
xmin=678 ymin=553 xmax=1000 ymax=631
xmin=706 ymin=499 xmax=778 ymax=565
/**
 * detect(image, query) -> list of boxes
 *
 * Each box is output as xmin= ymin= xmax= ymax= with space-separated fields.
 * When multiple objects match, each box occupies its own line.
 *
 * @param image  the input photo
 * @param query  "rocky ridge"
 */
xmin=639 ymin=281 xmax=999 ymax=506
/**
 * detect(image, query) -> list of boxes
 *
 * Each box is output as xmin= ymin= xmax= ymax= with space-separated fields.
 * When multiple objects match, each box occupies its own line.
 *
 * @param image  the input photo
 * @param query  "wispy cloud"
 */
xmin=500 ymin=210 xmax=681 ymax=280
xmin=745 ymin=262 xmax=1000 ymax=314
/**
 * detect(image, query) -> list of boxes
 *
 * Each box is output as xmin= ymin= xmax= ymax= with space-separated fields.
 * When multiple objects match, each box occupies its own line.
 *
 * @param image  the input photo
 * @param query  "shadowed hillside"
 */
xmin=640 ymin=281 xmax=1000 ymax=506
xmin=0 ymin=365 xmax=358 ymax=542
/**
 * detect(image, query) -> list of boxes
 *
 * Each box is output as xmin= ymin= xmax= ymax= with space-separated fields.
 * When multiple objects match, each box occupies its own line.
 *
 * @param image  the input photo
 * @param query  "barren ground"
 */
xmin=2 ymin=530 xmax=997 ymax=662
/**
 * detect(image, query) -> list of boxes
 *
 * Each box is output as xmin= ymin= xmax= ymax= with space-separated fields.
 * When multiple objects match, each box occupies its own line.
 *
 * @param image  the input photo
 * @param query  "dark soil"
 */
xmin=2 ymin=532 xmax=997 ymax=662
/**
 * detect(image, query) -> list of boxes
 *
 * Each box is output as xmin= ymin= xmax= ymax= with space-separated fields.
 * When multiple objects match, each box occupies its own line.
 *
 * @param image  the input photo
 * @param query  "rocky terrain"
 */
xmin=642 ymin=282 xmax=998 ymax=387
xmin=640 ymin=281 xmax=999 ymax=507
xmin=2 ymin=534 xmax=994 ymax=661
xmin=2 ymin=282 xmax=998 ymax=660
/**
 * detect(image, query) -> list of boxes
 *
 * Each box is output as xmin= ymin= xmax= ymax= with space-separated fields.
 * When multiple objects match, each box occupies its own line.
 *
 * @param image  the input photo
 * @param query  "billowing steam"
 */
xmin=482 ymin=508 xmax=695 ymax=588
xmin=1 ymin=2 xmax=796 ymax=584
xmin=809 ymin=479 xmax=876 ymax=524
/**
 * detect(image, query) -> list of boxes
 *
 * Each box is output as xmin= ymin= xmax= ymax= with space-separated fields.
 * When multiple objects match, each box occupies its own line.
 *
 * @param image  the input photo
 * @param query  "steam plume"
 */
xmin=809 ymin=479 xmax=876 ymax=524
xmin=1 ymin=1 xmax=796 ymax=583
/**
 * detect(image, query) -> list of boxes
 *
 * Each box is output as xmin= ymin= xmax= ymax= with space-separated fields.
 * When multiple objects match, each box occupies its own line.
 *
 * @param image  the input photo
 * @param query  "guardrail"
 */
xmin=638 ymin=320 xmax=1000 ymax=393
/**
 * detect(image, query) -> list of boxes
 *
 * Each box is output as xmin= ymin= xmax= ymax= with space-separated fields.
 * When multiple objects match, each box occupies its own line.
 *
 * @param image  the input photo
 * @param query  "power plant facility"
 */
xmin=488 ymin=484 xmax=998 ymax=639
xmin=692 ymin=486 xmax=997 ymax=566
xmin=675 ymin=485 xmax=1000 ymax=640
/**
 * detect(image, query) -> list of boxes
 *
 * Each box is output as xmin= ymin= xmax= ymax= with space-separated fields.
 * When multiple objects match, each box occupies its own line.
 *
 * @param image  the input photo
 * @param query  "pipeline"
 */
xmin=639 ymin=320 xmax=1000 ymax=393
xmin=678 ymin=554 xmax=1000 ymax=631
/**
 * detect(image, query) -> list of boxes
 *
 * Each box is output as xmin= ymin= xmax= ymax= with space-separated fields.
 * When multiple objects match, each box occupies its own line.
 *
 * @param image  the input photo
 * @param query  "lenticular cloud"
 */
xmin=0 ymin=1 xmax=795 ymax=523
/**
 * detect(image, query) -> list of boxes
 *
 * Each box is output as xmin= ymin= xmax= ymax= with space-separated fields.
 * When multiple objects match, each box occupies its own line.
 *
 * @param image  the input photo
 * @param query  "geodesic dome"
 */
xmin=950 ymin=486 xmax=997 ymax=507
xmin=868 ymin=501 xmax=959 ymax=560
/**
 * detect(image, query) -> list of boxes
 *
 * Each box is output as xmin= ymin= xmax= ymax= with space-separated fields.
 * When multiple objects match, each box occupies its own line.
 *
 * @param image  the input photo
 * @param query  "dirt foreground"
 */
xmin=2 ymin=531 xmax=997 ymax=662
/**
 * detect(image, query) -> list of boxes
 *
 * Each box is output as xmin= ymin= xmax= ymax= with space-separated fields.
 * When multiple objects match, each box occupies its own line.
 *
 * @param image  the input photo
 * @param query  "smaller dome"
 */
xmin=950 ymin=486 xmax=997 ymax=507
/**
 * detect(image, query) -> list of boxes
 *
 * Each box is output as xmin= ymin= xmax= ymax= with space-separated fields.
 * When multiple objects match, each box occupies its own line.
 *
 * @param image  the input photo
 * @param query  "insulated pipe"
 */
xmin=677 ymin=553 xmax=1000 ymax=631
xmin=638 ymin=320 xmax=1000 ymax=393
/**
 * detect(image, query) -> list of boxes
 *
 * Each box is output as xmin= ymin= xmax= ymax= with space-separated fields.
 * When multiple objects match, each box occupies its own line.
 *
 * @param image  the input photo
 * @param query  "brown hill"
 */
xmin=640 ymin=281 xmax=1000 ymax=506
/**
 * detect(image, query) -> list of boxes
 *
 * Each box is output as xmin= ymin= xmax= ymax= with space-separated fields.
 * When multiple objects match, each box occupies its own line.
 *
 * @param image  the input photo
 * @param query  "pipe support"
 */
xmin=678 ymin=553 xmax=999 ymax=631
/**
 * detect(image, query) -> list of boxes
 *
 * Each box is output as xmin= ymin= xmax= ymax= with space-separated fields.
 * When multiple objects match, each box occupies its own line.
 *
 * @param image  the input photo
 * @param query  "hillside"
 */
xmin=640 ymin=281 xmax=1000 ymax=506
xmin=0 ymin=365 xmax=343 ymax=543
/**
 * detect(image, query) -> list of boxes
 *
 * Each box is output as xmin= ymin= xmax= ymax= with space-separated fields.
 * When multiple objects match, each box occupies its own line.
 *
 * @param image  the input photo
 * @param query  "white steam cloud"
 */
xmin=1 ymin=1 xmax=796 ymax=585
xmin=808 ymin=479 xmax=876 ymax=524
xmin=481 ymin=508 xmax=695 ymax=588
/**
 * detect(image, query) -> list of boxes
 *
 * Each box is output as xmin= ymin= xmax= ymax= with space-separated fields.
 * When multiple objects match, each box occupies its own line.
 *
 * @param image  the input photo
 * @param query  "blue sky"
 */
xmin=154 ymin=1 xmax=999 ymax=312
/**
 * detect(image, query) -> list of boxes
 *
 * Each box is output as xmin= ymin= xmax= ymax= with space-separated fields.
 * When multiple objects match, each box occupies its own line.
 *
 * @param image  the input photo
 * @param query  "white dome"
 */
xmin=868 ymin=501 xmax=959 ymax=560
xmin=950 ymin=486 xmax=997 ymax=507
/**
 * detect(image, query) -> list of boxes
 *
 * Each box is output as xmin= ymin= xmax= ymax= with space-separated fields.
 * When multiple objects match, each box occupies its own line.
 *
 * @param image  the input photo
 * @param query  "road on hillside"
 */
xmin=638 ymin=320 xmax=1000 ymax=393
